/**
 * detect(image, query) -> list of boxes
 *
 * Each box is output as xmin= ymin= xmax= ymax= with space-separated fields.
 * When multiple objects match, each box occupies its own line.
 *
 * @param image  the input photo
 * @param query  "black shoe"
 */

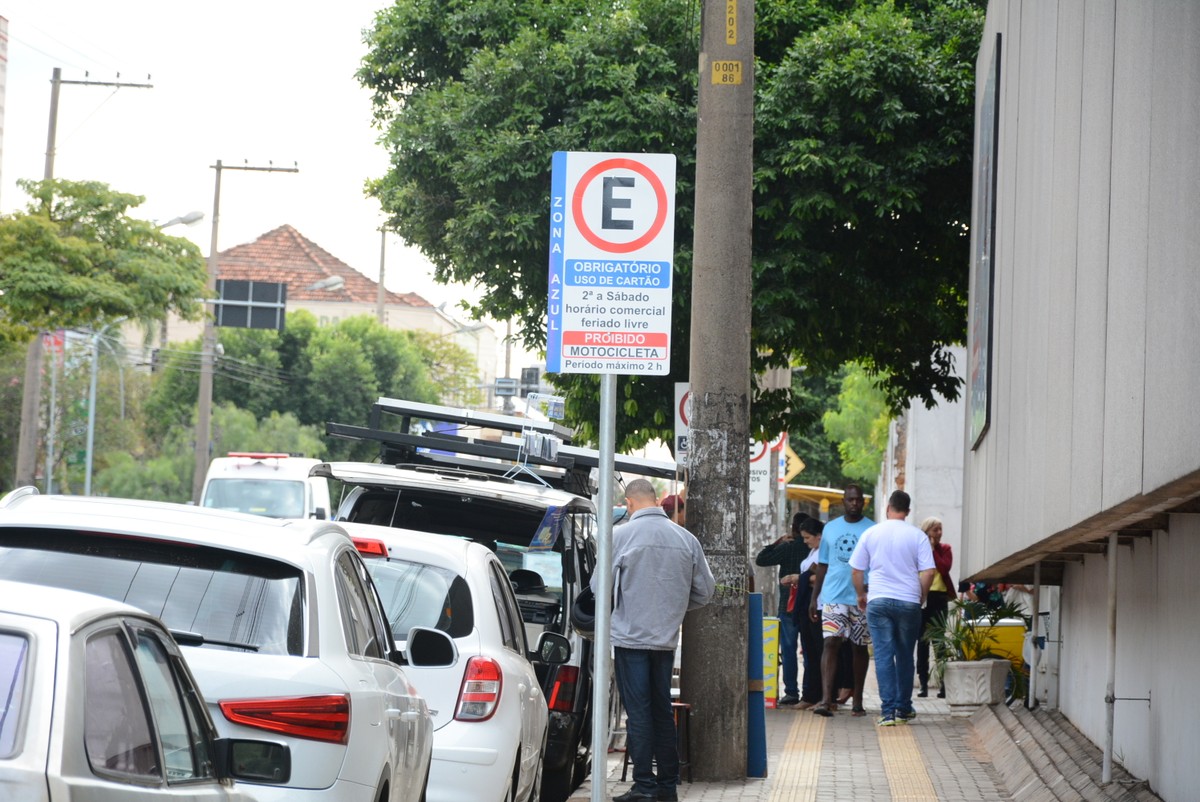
xmin=658 ymin=791 xmax=679 ymax=802
xmin=778 ymin=694 xmax=800 ymax=706
xmin=613 ymin=789 xmax=657 ymax=802
xmin=917 ymin=688 xmax=928 ymax=698
xmin=937 ymin=688 xmax=946 ymax=699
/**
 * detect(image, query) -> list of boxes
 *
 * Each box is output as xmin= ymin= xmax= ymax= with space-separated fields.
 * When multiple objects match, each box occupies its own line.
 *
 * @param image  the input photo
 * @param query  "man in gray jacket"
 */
xmin=598 ymin=478 xmax=715 ymax=802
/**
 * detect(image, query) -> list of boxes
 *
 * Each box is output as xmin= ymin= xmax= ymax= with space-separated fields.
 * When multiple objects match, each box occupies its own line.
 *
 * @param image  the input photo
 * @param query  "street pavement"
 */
xmin=570 ymin=663 xmax=1013 ymax=802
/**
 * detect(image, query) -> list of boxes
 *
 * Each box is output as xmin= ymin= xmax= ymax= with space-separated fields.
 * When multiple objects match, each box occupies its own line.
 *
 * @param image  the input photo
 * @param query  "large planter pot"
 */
xmin=942 ymin=658 xmax=1010 ymax=715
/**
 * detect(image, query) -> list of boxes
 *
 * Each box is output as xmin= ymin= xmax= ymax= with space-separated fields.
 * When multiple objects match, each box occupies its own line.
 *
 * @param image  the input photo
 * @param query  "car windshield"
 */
xmin=364 ymin=558 xmax=474 ymax=641
xmin=203 ymin=478 xmax=306 ymax=518
xmin=0 ymin=529 xmax=304 ymax=656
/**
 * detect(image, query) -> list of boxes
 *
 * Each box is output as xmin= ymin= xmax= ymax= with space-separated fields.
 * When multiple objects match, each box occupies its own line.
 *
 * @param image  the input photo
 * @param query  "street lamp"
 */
xmin=157 ymin=212 xmax=206 ymax=347
xmin=306 ymin=275 xmax=345 ymax=291
xmin=160 ymin=210 xmax=205 ymax=228
xmin=84 ymin=320 xmax=126 ymax=495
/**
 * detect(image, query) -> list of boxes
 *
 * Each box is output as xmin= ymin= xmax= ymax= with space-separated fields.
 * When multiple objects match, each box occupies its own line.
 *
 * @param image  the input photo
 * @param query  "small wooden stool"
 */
xmin=620 ymin=702 xmax=693 ymax=783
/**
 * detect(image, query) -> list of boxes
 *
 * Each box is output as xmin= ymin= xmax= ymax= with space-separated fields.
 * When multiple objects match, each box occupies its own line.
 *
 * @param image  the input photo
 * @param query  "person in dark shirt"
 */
xmin=756 ymin=512 xmax=809 ymax=705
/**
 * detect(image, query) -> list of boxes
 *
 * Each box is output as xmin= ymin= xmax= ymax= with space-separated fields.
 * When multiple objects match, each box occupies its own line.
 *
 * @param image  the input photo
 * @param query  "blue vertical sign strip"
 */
xmin=546 ymin=151 xmax=567 ymax=372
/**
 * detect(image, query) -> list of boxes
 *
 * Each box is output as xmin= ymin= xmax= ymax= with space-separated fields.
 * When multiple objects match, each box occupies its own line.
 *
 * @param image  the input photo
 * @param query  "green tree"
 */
xmin=787 ymin=366 xmax=853 ymax=489
xmin=96 ymin=404 xmax=325 ymax=502
xmin=144 ymin=312 xmax=443 ymax=447
xmin=822 ymin=362 xmax=890 ymax=484
xmin=359 ymin=0 xmax=983 ymax=449
xmin=0 ymin=179 xmax=206 ymax=337
xmin=408 ymin=330 xmax=483 ymax=408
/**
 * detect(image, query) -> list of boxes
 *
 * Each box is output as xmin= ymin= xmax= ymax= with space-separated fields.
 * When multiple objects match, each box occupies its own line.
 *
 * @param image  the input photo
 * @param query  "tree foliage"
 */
xmin=0 ymin=179 xmax=206 ymax=338
xmin=145 ymin=311 xmax=447 ymax=458
xmin=822 ymin=361 xmax=890 ymax=483
xmin=97 ymin=404 xmax=326 ymax=503
xmin=359 ymin=0 xmax=983 ymax=449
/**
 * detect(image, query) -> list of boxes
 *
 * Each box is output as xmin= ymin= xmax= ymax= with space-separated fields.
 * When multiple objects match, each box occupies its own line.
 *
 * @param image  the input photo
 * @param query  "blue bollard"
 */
xmin=747 ymin=592 xmax=767 ymax=777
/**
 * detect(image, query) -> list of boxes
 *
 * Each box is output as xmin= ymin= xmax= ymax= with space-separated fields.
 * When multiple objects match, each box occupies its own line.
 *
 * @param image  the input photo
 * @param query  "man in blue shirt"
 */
xmin=807 ymin=483 xmax=874 ymax=717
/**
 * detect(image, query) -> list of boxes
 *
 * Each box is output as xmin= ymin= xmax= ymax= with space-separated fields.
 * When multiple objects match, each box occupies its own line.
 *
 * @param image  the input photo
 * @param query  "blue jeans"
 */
xmin=778 ymin=590 xmax=799 ymax=698
xmin=866 ymin=598 xmax=923 ymax=718
xmin=615 ymin=647 xmax=678 ymax=796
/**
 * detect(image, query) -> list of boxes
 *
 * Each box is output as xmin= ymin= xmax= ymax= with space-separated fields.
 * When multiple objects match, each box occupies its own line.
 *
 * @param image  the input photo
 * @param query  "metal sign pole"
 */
xmin=590 ymin=374 xmax=617 ymax=802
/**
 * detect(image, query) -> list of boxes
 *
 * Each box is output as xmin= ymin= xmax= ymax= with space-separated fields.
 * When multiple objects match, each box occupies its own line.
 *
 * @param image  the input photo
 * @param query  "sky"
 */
xmin=0 ymin=0 xmax=499 ymax=327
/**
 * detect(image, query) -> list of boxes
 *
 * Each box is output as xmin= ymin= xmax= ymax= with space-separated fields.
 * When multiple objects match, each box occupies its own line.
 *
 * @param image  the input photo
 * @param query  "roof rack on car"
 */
xmin=324 ymin=398 xmax=678 ymax=496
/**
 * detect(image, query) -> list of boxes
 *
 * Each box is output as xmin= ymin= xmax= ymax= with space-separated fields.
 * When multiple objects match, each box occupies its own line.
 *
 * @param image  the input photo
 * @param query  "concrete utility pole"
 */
xmin=191 ymin=160 xmax=299 ymax=503
xmin=15 ymin=68 xmax=152 ymax=489
xmin=681 ymin=0 xmax=755 ymax=780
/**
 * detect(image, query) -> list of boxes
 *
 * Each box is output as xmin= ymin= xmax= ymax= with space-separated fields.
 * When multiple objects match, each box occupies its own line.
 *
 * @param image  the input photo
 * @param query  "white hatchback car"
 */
xmin=341 ymin=522 xmax=572 ymax=802
xmin=0 ymin=579 xmax=290 ymax=801
xmin=0 ymin=489 xmax=455 ymax=802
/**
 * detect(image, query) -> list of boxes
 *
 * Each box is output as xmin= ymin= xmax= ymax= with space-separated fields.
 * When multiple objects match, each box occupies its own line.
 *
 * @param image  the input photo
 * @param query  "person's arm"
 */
xmin=755 ymin=536 xmax=792 ymax=566
xmin=688 ymin=543 xmax=716 ymax=610
xmin=918 ymin=568 xmax=936 ymax=607
xmin=852 ymin=568 xmax=867 ymax=612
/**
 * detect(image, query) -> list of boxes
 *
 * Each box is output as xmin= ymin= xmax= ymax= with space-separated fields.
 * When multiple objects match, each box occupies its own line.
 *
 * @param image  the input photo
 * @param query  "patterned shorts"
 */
xmin=821 ymin=603 xmax=871 ymax=646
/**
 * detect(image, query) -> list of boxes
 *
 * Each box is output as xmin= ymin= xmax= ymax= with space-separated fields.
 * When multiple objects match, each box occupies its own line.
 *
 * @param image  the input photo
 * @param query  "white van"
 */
xmin=200 ymin=452 xmax=332 ymax=519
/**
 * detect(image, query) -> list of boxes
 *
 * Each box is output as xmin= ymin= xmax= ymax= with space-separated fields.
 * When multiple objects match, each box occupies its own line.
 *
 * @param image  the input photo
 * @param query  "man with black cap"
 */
xmin=849 ymin=490 xmax=936 ymax=726
xmin=755 ymin=512 xmax=810 ymax=705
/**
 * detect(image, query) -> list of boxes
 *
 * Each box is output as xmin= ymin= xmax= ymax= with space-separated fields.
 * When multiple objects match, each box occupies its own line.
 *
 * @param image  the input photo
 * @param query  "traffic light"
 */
xmin=520 ymin=366 xmax=541 ymax=397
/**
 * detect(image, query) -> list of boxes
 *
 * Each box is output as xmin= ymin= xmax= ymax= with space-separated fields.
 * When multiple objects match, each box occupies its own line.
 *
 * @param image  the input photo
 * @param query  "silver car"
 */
xmin=0 ymin=579 xmax=290 ymax=800
xmin=0 ymin=489 xmax=455 ymax=802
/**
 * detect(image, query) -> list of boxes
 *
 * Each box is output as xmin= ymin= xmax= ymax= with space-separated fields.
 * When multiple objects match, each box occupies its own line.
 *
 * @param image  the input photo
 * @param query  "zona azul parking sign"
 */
xmin=546 ymin=151 xmax=677 ymax=375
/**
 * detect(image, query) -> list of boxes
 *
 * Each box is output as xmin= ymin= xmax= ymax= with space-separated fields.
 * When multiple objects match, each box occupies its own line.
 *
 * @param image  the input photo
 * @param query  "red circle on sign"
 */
xmin=572 ymin=158 xmax=669 ymax=254
xmin=678 ymin=390 xmax=691 ymax=427
xmin=749 ymin=440 xmax=768 ymax=463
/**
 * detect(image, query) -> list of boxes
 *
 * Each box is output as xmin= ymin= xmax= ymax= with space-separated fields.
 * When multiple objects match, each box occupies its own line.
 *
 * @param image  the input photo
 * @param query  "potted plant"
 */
xmin=925 ymin=599 xmax=1028 ymax=713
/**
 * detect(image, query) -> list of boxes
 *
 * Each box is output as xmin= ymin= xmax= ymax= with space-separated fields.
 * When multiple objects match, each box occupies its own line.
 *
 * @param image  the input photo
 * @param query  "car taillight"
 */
xmin=219 ymin=694 xmax=350 ymax=744
xmin=352 ymin=537 xmax=388 ymax=557
xmin=546 ymin=665 xmax=579 ymax=712
xmin=455 ymin=656 xmax=502 ymax=721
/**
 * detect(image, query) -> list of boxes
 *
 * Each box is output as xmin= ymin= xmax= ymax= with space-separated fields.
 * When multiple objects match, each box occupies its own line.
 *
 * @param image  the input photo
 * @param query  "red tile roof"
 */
xmin=216 ymin=224 xmax=432 ymax=307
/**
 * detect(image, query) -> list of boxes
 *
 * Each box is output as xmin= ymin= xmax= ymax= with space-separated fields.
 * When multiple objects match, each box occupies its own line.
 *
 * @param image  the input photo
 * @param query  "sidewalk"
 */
xmin=570 ymin=666 xmax=1012 ymax=802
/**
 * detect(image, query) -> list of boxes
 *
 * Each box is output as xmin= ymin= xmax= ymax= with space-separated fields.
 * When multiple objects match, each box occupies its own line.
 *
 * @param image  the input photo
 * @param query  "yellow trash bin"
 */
xmin=965 ymin=617 xmax=1026 ymax=672
xmin=763 ymin=617 xmax=780 ymax=708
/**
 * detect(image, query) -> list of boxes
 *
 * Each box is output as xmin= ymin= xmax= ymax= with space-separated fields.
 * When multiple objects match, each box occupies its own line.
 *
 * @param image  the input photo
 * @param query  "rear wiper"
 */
xmin=170 ymin=630 xmax=260 ymax=652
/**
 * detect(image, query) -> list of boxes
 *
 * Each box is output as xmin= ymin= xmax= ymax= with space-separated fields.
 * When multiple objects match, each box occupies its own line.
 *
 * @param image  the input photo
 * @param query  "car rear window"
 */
xmin=0 ymin=631 xmax=30 ymax=758
xmin=203 ymin=478 xmax=306 ymax=518
xmin=364 ymin=558 xmax=473 ymax=640
xmin=0 ymin=529 xmax=304 ymax=656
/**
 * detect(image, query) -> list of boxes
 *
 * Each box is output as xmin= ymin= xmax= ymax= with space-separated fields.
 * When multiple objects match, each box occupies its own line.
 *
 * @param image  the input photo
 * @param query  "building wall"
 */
xmin=1057 ymin=516 xmax=1200 ymax=802
xmin=878 ymin=346 xmax=966 ymax=574
xmin=965 ymin=3 xmax=1200 ymax=798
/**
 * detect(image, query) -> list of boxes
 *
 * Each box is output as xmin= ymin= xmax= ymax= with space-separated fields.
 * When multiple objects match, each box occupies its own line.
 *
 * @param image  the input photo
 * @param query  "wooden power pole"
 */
xmin=681 ymin=0 xmax=755 ymax=780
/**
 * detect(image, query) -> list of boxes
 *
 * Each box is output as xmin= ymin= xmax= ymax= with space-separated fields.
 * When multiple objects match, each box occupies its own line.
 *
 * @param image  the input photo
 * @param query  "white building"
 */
xmin=962 ymin=4 xmax=1199 ymax=800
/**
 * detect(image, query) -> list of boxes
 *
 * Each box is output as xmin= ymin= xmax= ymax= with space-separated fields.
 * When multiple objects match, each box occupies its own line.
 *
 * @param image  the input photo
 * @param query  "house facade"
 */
xmin=962 ymin=4 xmax=1200 ymax=800
xmin=153 ymin=225 xmax=501 ymax=407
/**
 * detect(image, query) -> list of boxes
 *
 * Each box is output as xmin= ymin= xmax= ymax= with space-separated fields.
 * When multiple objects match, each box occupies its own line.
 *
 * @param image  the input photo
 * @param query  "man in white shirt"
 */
xmin=849 ymin=490 xmax=936 ymax=726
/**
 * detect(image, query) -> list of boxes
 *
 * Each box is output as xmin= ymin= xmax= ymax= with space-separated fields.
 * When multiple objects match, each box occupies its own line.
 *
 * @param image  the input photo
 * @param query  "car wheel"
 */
xmin=540 ymin=763 xmax=573 ymax=802
xmin=504 ymin=754 xmax=520 ymax=802
xmin=527 ymin=747 xmax=544 ymax=802
xmin=419 ymin=757 xmax=431 ymax=802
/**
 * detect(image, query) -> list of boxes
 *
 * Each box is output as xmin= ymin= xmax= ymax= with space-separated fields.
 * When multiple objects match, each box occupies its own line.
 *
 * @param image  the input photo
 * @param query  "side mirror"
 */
xmin=404 ymin=626 xmax=458 ymax=667
xmin=314 ymin=507 xmax=328 ymax=520
xmin=212 ymin=738 xmax=290 ymax=784
xmin=532 ymin=631 xmax=572 ymax=665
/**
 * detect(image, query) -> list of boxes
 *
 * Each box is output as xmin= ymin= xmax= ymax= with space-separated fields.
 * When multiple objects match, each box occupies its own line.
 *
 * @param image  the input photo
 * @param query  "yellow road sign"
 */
xmin=783 ymin=445 xmax=805 ymax=483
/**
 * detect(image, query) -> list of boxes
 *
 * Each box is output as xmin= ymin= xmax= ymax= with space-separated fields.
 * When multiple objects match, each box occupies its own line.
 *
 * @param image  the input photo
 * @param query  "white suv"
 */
xmin=318 ymin=462 xmax=610 ymax=802
xmin=0 ymin=489 xmax=454 ymax=802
